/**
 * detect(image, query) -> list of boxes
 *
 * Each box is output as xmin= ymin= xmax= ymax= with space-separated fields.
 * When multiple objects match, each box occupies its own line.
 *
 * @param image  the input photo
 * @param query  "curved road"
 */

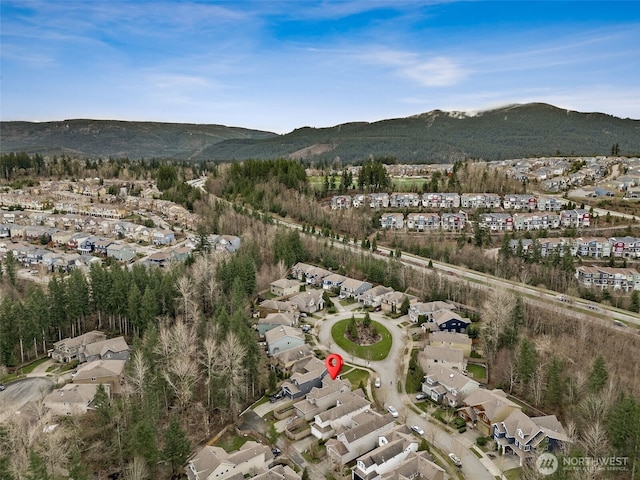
xmin=313 ymin=304 xmax=501 ymax=480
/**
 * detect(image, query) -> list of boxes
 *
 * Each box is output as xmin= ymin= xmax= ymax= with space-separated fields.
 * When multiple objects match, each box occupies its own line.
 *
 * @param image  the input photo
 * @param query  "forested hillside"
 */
xmin=2 ymin=103 xmax=639 ymax=162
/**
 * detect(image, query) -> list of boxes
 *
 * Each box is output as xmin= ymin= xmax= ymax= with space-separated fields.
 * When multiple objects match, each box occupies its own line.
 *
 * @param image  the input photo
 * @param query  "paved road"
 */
xmin=0 ymin=377 xmax=55 ymax=423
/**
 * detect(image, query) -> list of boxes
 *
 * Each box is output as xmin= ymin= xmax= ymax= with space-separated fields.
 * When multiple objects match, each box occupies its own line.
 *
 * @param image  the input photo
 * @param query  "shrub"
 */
xmin=476 ymin=436 xmax=488 ymax=447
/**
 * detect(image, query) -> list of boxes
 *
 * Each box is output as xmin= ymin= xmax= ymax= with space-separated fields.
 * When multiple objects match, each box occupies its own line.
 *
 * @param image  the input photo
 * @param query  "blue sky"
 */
xmin=1 ymin=1 xmax=639 ymax=133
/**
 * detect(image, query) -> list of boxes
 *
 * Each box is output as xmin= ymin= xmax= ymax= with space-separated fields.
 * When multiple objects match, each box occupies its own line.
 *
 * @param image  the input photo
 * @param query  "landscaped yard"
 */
xmin=331 ymin=319 xmax=392 ymax=360
xmin=466 ymin=363 xmax=487 ymax=380
xmin=216 ymin=433 xmax=250 ymax=453
xmin=341 ymin=367 xmax=370 ymax=389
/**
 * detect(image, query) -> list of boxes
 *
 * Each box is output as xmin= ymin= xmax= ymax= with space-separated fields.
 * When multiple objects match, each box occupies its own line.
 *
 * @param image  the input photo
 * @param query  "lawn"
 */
xmin=20 ymin=356 xmax=50 ymax=374
xmin=466 ymin=364 xmax=486 ymax=380
xmin=331 ymin=319 xmax=392 ymax=360
xmin=341 ymin=367 xmax=370 ymax=389
xmin=216 ymin=433 xmax=250 ymax=453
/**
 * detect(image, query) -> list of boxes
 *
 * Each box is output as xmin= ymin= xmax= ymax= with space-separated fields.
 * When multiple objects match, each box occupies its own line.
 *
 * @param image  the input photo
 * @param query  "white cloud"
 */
xmin=402 ymin=56 xmax=467 ymax=87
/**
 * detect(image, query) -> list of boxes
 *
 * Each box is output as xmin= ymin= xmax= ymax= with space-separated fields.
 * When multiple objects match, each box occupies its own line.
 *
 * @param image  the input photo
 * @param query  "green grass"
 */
xmin=251 ymin=395 xmax=270 ymax=409
xmin=470 ymin=448 xmax=483 ymax=459
xmin=331 ymin=319 xmax=392 ymax=361
xmin=503 ymin=468 xmax=522 ymax=480
xmin=341 ymin=367 xmax=370 ymax=389
xmin=466 ymin=364 xmax=486 ymax=380
xmin=20 ymin=357 xmax=50 ymax=374
xmin=216 ymin=433 xmax=250 ymax=453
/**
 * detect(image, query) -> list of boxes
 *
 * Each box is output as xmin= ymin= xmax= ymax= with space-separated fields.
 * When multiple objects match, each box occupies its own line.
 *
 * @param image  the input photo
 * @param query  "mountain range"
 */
xmin=1 ymin=103 xmax=639 ymax=163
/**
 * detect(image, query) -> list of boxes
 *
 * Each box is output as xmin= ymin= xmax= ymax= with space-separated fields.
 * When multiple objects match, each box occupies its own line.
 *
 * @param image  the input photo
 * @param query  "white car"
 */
xmin=449 ymin=453 xmax=462 ymax=467
xmin=411 ymin=425 xmax=424 ymax=435
xmin=387 ymin=405 xmax=399 ymax=418
xmin=374 ymin=377 xmax=381 ymax=388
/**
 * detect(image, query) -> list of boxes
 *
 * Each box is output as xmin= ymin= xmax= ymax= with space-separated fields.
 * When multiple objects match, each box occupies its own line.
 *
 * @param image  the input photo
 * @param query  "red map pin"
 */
xmin=325 ymin=353 xmax=344 ymax=380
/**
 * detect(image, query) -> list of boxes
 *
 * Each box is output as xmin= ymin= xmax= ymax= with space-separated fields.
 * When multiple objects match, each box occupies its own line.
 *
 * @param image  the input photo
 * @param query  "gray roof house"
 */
xmin=357 ymin=285 xmax=393 ymax=308
xmin=186 ymin=441 xmax=274 ymax=480
xmin=78 ymin=336 xmax=130 ymax=363
xmin=294 ymin=376 xmax=352 ymax=421
xmin=289 ymin=289 xmax=325 ymax=314
xmin=106 ymin=243 xmax=136 ymax=262
xmin=493 ymin=410 xmax=570 ymax=466
xmin=323 ymin=273 xmax=348 ymax=291
xmin=310 ymin=391 xmax=371 ymax=440
xmin=50 ymin=330 xmax=107 ymax=363
xmin=265 ymin=325 xmax=305 ymax=356
xmin=257 ymin=312 xmax=298 ymax=338
xmin=418 ymin=345 xmax=467 ymax=372
xmin=422 ymin=365 xmax=480 ymax=407
xmin=352 ymin=426 xmax=419 ymax=480
xmin=270 ymin=278 xmax=301 ymax=297
xmin=408 ymin=301 xmax=456 ymax=323
xmin=43 ymin=383 xmax=103 ymax=417
xmin=378 ymin=450 xmax=447 ymax=480
xmin=281 ymin=357 xmax=327 ymax=399
xmin=326 ymin=412 xmax=397 ymax=465
xmin=340 ymin=278 xmax=373 ymax=299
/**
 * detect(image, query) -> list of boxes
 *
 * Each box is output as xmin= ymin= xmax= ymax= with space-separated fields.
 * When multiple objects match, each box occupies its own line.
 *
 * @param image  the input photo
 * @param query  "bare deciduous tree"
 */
xmin=215 ymin=330 xmax=248 ymax=420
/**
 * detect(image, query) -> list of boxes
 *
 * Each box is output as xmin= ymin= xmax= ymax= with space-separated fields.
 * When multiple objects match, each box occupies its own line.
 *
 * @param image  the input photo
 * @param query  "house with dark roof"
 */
xmin=493 ymin=410 xmax=570 ymax=466
xmin=281 ymin=357 xmax=327 ymax=399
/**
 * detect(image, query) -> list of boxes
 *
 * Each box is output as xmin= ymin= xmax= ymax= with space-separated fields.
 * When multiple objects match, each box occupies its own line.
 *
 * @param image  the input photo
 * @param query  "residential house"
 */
xmin=352 ymin=426 xmax=419 ymax=480
xmin=418 ymin=345 xmax=467 ymax=372
xmin=380 ymin=213 xmax=404 ymax=230
xmin=493 ymin=410 xmax=570 ymax=466
xmin=270 ymin=278 xmax=301 ymax=297
xmin=332 ymin=195 xmax=353 ymax=210
xmin=294 ymin=377 xmax=352 ymax=421
xmin=512 ymin=212 xmax=560 ymax=231
xmin=106 ymin=243 xmax=136 ymax=262
xmin=271 ymin=344 xmax=315 ymax=375
xmin=460 ymin=194 xmax=501 ymax=209
xmin=429 ymin=332 xmax=472 ymax=357
xmin=369 ymin=193 xmax=390 ymax=209
xmin=408 ymin=301 xmax=455 ymax=324
xmin=458 ymin=388 xmax=520 ymax=436
xmin=311 ymin=392 xmax=371 ymax=440
xmin=290 ymin=263 xmax=331 ymax=286
xmin=146 ymin=251 xmax=173 ymax=268
xmin=478 ymin=213 xmax=513 ymax=231
xmin=560 ymin=209 xmax=590 ymax=228
xmin=186 ymin=441 xmax=274 ymax=480
xmin=502 ymin=194 xmax=537 ymax=210
xmin=352 ymin=194 xmax=367 ymax=208
xmin=390 ymin=193 xmax=420 ymax=208
xmin=43 ymin=383 xmax=104 ymax=417
xmin=573 ymin=237 xmax=611 ymax=258
xmin=289 ymin=289 xmax=325 ymax=314
xmin=380 ymin=291 xmax=418 ymax=315
xmin=73 ymin=359 xmax=127 ymax=394
xmin=575 ymin=265 xmax=640 ymax=291
xmin=281 ymin=357 xmax=327 ymax=399
xmin=340 ymin=278 xmax=373 ymax=299
xmin=421 ymin=365 xmax=480 ymax=407
xmin=424 ymin=310 xmax=471 ymax=334
xmin=215 ymin=235 xmax=241 ymax=253
xmin=78 ymin=336 xmax=130 ymax=363
xmin=406 ymin=213 xmax=440 ymax=231
xmin=252 ymin=465 xmax=301 ymax=480
xmin=537 ymin=196 xmax=564 ymax=212
xmin=153 ymin=229 xmax=176 ymax=246
xmin=323 ymin=273 xmax=348 ymax=291
xmin=257 ymin=312 xmax=298 ymax=338
xmin=440 ymin=213 xmax=466 ymax=231
xmin=265 ymin=325 xmax=305 ymax=356
xmin=609 ymin=236 xmax=640 ymax=258
xmin=422 ymin=192 xmax=460 ymax=209
xmin=326 ymin=412 xmax=397 ymax=465
xmin=378 ymin=451 xmax=447 ymax=480
xmin=93 ymin=238 xmax=114 ymax=256
xmin=258 ymin=299 xmax=298 ymax=318
xmin=50 ymin=331 xmax=107 ymax=363
xmin=357 ymin=285 xmax=393 ymax=308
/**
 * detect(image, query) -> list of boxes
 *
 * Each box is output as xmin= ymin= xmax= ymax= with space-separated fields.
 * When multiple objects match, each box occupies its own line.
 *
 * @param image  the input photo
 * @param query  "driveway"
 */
xmin=0 ymin=377 xmax=55 ymax=423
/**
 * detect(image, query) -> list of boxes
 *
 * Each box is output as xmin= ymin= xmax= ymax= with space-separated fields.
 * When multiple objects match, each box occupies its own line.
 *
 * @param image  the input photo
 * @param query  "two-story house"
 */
xmin=289 ymin=289 xmax=325 ymax=314
xmin=186 ymin=441 xmax=274 ymax=480
xmin=418 ymin=345 xmax=467 ymax=372
xmin=429 ymin=331 xmax=472 ymax=357
xmin=356 ymin=285 xmax=393 ymax=308
xmin=311 ymin=391 xmax=371 ymax=440
xmin=257 ymin=312 xmax=298 ymax=338
xmin=50 ymin=330 xmax=107 ymax=363
xmin=352 ymin=426 xmax=418 ymax=480
xmin=458 ymin=388 xmax=520 ymax=436
xmin=493 ymin=410 xmax=570 ymax=466
xmin=265 ymin=325 xmax=305 ymax=356
xmin=421 ymin=365 xmax=480 ymax=407
xmin=78 ymin=336 xmax=130 ymax=363
xmin=326 ymin=412 xmax=397 ymax=465
xmin=270 ymin=278 xmax=301 ymax=297
xmin=281 ymin=357 xmax=327 ymax=399
xmin=294 ymin=377 xmax=352 ymax=421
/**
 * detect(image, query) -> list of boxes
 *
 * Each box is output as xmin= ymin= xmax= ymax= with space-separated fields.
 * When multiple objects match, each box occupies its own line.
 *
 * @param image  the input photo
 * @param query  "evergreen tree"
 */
xmin=630 ymin=290 xmax=640 ymax=313
xmin=347 ymin=316 xmax=358 ymax=339
xmin=302 ymin=467 xmax=310 ymax=480
xmin=4 ymin=251 xmax=16 ymax=286
xmin=400 ymin=296 xmax=411 ymax=316
xmin=68 ymin=446 xmax=90 ymax=480
xmin=516 ymin=338 xmax=537 ymax=391
xmin=588 ymin=355 xmax=608 ymax=393
xmin=163 ymin=416 xmax=191 ymax=476
xmin=26 ymin=451 xmax=49 ymax=480
xmin=607 ymin=394 xmax=640 ymax=473
xmin=545 ymin=356 xmax=565 ymax=409
xmin=363 ymin=312 xmax=371 ymax=328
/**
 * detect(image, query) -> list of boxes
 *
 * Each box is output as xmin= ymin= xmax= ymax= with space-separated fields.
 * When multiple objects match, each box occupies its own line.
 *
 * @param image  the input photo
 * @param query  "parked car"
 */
xmin=301 ymin=324 xmax=311 ymax=333
xmin=411 ymin=425 xmax=424 ymax=435
xmin=271 ymin=447 xmax=282 ymax=457
xmin=374 ymin=377 xmax=381 ymax=388
xmin=0 ymin=384 xmax=5 ymax=391
xmin=416 ymin=393 xmax=427 ymax=401
xmin=449 ymin=453 xmax=462 ymax=468
xmin=387 ymin=405 xmax=399 ymax=418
